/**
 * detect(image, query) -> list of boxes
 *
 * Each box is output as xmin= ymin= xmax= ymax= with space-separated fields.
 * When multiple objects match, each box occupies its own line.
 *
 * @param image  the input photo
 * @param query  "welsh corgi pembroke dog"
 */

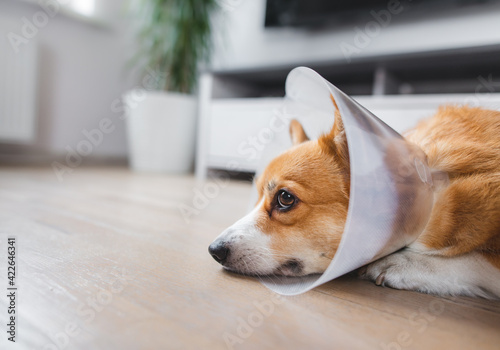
xmin=209 ymin=105 xmax=500 ymax=298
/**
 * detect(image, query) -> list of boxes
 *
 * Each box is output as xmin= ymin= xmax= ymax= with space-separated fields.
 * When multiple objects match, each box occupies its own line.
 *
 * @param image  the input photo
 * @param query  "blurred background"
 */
xmin=1 ymin=0 xmax=500 ymax=180
xmin=2 ymin=3 xmax=500 ymax=350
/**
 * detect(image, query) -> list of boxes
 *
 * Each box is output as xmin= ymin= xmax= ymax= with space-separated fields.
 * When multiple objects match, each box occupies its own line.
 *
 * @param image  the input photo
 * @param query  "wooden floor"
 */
xmin=0 ymin=167 xmax=499 ymax=350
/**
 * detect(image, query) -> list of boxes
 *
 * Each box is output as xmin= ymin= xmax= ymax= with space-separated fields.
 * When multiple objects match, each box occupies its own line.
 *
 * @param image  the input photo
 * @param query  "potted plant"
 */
xmin=125 ymin=0 xmax=217 ymax=173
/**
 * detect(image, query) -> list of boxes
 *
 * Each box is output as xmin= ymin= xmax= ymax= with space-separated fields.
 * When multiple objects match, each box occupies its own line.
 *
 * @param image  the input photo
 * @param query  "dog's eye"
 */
xmin=277 ymin=190 xmax=295 ymax=210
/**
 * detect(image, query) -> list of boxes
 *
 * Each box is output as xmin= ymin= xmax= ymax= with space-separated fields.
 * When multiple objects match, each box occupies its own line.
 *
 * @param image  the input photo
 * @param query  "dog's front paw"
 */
xmin=358 ymin=249 xmax=426 ymax=291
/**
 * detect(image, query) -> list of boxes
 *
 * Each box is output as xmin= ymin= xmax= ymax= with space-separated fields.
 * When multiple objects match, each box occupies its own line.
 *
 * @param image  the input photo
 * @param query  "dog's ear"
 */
xmin=289 ymin=119 xmax=309 ymax=146
xmin=319 ymin=95 xmax=349 ymax=166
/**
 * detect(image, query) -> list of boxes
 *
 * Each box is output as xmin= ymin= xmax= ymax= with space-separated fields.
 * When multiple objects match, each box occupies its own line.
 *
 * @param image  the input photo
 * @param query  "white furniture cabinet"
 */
xmin=196 ymin=68 xmax=500 ymax=181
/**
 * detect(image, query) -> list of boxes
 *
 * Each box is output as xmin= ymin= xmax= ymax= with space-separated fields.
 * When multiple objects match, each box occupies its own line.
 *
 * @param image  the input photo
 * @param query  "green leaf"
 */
xmin=129 ymin=0 xmax=218 ymax=94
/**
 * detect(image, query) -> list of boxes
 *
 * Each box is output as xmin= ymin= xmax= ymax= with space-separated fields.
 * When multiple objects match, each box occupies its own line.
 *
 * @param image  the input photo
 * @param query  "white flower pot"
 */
xmin=124 ymin=91 xmax=197 ymax=173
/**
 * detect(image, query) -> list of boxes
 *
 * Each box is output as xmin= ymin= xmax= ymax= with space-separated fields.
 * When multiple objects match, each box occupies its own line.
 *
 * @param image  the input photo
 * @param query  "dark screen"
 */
xmin=264 ymin=0 xmax=498 ymax=27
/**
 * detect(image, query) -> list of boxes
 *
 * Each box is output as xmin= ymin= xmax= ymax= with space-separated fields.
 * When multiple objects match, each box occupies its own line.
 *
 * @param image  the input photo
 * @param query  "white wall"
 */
xmin=211 ymin=0 xmax=500 ymax=71
xmin=0 ymin=0 xmax=139 ymax=159
xmin=4 ymin=0 xmax=500 ymax=162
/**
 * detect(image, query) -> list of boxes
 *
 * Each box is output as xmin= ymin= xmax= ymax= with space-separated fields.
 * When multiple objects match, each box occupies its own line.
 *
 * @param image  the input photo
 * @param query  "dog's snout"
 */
xmin=208 ymin=241 xmax=229 ymax=264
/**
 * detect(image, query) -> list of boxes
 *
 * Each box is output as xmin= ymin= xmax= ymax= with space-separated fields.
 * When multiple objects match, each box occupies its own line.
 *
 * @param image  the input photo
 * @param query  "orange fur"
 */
xmin=255 ymin=105 xmax=500 ymax=273
xmin=406 ymin=106 xmax=500 ymax=265
xmin=255 ymin=139 xmax=349 ymax=272
xmin=289 ymin=119 xmax=310 ymax=145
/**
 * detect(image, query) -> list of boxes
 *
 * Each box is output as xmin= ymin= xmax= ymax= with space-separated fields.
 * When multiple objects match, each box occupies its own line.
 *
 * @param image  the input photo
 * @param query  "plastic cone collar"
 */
xmin=261 ymin=67 xmax=441 ymax=295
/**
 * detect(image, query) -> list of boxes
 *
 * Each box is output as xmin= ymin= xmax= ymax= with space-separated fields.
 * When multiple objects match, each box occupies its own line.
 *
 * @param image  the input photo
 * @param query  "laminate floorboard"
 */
xmin=0 ymin=167 xmax=498 ymax=350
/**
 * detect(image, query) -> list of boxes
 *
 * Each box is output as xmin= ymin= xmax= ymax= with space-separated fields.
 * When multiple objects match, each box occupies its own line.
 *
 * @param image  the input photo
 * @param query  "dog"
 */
xmin=209 ymin=104 xmax=500 ymax=298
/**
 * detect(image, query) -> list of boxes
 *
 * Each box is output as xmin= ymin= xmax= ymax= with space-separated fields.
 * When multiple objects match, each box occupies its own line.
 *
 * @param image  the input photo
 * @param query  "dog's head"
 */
xmin=209 ymin=109 xmax=350 ymax=277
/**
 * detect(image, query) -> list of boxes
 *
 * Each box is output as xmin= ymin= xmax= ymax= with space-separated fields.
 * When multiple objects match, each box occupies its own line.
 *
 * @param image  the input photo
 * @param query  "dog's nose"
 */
xmin=208 ymin=241 xmax=229 ymax=264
